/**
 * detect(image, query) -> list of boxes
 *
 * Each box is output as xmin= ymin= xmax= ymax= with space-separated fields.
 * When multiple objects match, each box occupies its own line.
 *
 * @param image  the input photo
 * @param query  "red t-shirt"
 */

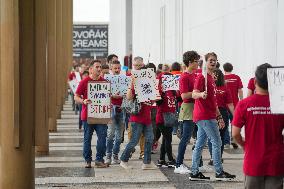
xmin=75 ymin=76 xmax=106 ymax=121
xmin=232 ymin=94 xmax=284 ymax=176
xmin=247 ymin=77 xmax=255 ymax=92
xmin=193 ymin=74 xmax=217 ymax=122
xmin=68 ymin=72 xmax=76 ymax=81
xmin=156 ymin=73 xmax=176 ymax=124
xmin=224 ymin=74 xmax=243 ymax=107
xmin=129 ymin=86 xmax=152 ymax=125
xmin=111 ymin=97 xmax=123 ymax=106
xmin=179 ymin=72 xmax=196 ymax=103
xmin=216 ymin=85 xmax=232 ymax=108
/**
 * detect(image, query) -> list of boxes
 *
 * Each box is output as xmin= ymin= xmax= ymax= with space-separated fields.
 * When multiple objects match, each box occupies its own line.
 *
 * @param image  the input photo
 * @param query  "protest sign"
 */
xmin=162 ymin=75 xmax=180 ymax=91
xmin=87 ymin=81 xmax=111 ymax=124
xmin=132 ymin=68 xmax=158 ymax=102
xmin=104 ymin=74 xmax=131 ymax=95
xmin=69 ymin=79 xmax=79 ymax=93
xmin=75 ymin=72 xmax=81 ymax=81
xmin=267 ymin=67 xmax=284 ymax=114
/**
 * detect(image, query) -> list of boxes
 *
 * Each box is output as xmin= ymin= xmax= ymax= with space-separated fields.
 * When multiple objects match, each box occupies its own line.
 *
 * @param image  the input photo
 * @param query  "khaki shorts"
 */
xmin=178 ymin=103 xmax=194 ymax=121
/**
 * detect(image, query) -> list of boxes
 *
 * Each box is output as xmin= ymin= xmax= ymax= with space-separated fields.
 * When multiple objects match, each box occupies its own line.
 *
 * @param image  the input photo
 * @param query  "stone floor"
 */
xmin=34 ymin=99 xmax=278 ymax=189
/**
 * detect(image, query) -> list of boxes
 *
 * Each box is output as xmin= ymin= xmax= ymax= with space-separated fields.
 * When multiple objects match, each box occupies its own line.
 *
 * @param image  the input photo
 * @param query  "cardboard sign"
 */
xmin=132 ymin=68 xmax=158 ymax=102
xmin=87 ymin=81 xmax=111 ymax=124
xmin=69 ymin=79 xmax=79 ymax=93
xmin=104 ymin=74 xmax=131 ymax=95
xmin=267 ymin=67 xmax=284 ymax=114
xmin=162 ymin=75 xmax=180 ymax=91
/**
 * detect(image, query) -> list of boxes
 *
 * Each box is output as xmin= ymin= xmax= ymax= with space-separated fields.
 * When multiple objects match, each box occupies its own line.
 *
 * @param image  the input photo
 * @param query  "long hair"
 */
xmin=213 ymin=69 xmax=225 ymax=87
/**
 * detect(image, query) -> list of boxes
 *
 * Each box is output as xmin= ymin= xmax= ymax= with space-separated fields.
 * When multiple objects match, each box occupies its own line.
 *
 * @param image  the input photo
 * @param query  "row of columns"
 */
xmin=0 ymin=0 xmax=73 ymax=188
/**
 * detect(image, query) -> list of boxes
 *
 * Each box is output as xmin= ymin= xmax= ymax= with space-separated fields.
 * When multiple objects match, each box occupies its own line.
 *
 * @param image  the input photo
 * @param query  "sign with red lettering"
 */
xmin=87 ymin=81 xmax=111 ymax=124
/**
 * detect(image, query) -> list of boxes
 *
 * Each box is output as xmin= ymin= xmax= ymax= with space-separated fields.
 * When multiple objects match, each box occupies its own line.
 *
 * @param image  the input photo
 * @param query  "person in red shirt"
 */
xmin=207 ymin=69 xmax=234 ymax=165
xmin=232 ymin=63 xmax=284 ymax=189
xmin=105 ymin=60 xmax=125 ymax=165
xmin=156 ymin=65 xmax=177 ymax=168
xmin=74 ymin=60 xmax=109 ymax=169
xmin=223 ymin=62 xmax=243 ymax=148
xmin=120 ymin=56 xmax=156 ymax=170
xmin=174 ymin=51 xmax=199 ymax=174
xmin=247 ymin=77 xmax=255 ymax=97
xmin=190 ymin=52 xmax=236 ymax=181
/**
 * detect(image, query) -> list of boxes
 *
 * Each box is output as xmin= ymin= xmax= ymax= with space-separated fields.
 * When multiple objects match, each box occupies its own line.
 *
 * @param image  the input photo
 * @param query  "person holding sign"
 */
xmin=75 ymin=60 xmax=109 ymax=169
xmin=120 ymin=57 xmax=156 ymax=170
xmin=105 ymin=60 xmax=125 ymax=165
xmin=232 ymin=63 xmax=284 ymax=189
xmin=174 ymin=51 xmax=199 ymax=174
xmin=190 ymin=52 xmax=236 ymax=181
xmin=68 ymin=65 xmax=82 ymax=114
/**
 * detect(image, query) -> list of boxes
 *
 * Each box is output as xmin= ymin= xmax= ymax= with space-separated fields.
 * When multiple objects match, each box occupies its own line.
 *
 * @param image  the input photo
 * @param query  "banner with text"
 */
xmin=73 ymin=24 xmax=108 ymax=58
xmin=87 ymin=81 xmax=111 ymax=124
xmin=267 ymin=67 xmax=284 ymax=114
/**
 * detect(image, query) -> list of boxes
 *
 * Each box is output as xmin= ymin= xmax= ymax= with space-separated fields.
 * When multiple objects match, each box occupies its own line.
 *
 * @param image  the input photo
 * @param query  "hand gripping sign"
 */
xmin=87 ymin=81 xmax=111 ymax=124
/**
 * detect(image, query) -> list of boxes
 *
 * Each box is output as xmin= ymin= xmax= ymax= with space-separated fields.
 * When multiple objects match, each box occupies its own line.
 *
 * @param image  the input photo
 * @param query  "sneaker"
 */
xmin=120 ymin=161 xmax=132 ymax=169
xmin=157 ymin=160 xmax=168 ymax=168
xmin=208 ymin=159 xmax=213 ymax=166
xmin=174 ymin=164 xmax=191 ymax=174
xmin=111 ymin=154 xmax=120 ymax=164
xmin=129 ymin=148 xmax=136 ymax=159
xmin=189 ymin=172 xmax=210 ymax=181
xmin=142 ymin=163 xmax=157 ymax=170
xmin=95 ymin=161 xmax=109 ymax=168
xmin=231 ymin=143 xmax=239 ymax=149
xmin=215 ymin=171 xmax=236 ymax=181
xmin=167 ymin=160 xmax=176 ymax=168
xmin=199 ymin=165 xmax=213 ymax=173
xmin=85 ymin=162 xmax=92 ymax=168
xmin=139 ymin=154 xmax=144 ymax=160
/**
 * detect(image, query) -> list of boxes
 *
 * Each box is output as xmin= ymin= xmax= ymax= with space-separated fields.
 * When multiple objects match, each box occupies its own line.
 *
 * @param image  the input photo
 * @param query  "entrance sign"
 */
xmin=267 ymin=67 xmax=284 ymax=114
xmin=87 ymin=81 xmax=111 ymax=124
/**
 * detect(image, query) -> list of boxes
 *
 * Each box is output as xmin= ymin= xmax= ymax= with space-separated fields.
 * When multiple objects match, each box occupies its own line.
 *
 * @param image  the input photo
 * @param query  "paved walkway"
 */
xmin=35 ymin=99 xmax=247 ymax=189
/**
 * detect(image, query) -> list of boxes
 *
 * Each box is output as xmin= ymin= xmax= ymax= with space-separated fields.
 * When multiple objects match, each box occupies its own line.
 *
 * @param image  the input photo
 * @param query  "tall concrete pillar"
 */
xmin=0 ymin=0 xmax=35 ymax=188
xmin=47 ymin=0 xmax=57 ymax=132
xmin=56 ymin=0 xmax=64 ymax=119
xmin=35 ymin=0 xmax=49 ymax=155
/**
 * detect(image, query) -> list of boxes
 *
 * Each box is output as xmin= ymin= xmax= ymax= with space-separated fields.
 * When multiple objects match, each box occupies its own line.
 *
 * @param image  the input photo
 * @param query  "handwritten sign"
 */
xmin=267 ymin=67 xmax=284 ymax=114
xmin=132 ymin=68 xmax=158 ymax=102
xmin=87 ymin=81 xmax=111 ymax=124
xmin=162 ymin=75 xmax=180 ymax=91
xmin=69 ymin=79 xmax=79 ymax=93
xmin=104 ymin=74 xmax=131 ymax=95
xmin=75 ymin=72 xmax=81 ymax=81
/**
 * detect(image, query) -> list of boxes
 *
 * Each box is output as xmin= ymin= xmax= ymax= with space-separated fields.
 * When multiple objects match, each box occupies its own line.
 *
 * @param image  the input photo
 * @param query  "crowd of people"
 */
xmin=68 ymin=51 xmax=284 ymax=188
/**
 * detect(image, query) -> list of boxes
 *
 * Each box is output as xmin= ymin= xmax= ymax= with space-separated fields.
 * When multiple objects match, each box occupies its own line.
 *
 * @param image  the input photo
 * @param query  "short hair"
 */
xmin=90 ymin=59 xmax=101 ymax=67
xmin=111 ymin=60 xmax=120 ymax=65
xmin=133 ymin=56 xmax=143 ymax=62
xmin=171 ymin=62 xmax=181 ymax=71
xmin=158 ymin=63 xmax=163 ymax=70
xmin=162 ymin=64 xmax=170 ymax=72
xmin=223 ymin=62 xmax=233 ymax=72
xmin=183 ymin=51 xmax=200 ymax=67
xmin=107 ymin=54 xmax=118 ymax=63
xmin=82 ymin=70 xmax=89 ymax=75
xmin=73 ymin=65 xmax=79 ymax=69
xmin=205 ymin=52 xmax=217 ymax=61
xmin=255 ymin=63 xmax=272 ymax=90
xmin=101 ymin=63 xmax=109 ymax=70
xmin=213 ymin=69 xmax=225 ymax=87
xmin=146 ymin=63 xmax=156 ymax=73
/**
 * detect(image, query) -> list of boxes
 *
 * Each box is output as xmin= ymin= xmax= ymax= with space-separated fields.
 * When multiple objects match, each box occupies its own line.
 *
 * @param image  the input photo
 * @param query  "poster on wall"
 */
xmin=73 ymin=24 xmax=108 ymax=59
xmin=87 ymin=81 xmax=111 ymax=124
xmin=267 ymin=67 xmax=284 ymax=114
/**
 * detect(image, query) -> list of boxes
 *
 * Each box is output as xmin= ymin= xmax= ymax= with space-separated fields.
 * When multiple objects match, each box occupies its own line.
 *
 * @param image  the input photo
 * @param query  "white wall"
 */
xmin=109 ymin=0 xmax=126 ymax=61
xmin=110 ymin=0 xmax=284 ymax=91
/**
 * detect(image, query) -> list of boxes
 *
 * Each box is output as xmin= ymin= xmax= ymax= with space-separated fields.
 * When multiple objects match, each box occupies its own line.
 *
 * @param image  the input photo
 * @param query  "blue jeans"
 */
xmin=83 ymin=121 xmax=107 ymax=163
xmin=191 ymin=119 xmax=223 ymax=175
xmin=176 ymin=120 xmax=194 ymax=167
xmin=106 ymin=106 xmax=124 ymax=156
xmin=120 ymin=122 xmax=154 ymax=164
